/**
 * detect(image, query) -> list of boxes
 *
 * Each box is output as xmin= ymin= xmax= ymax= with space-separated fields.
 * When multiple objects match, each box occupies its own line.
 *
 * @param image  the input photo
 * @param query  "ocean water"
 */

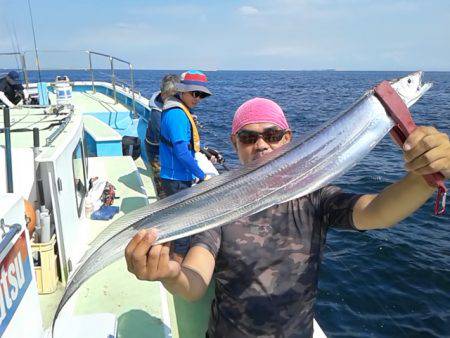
xmin=29 ymin=69 xmax=450 ymax=337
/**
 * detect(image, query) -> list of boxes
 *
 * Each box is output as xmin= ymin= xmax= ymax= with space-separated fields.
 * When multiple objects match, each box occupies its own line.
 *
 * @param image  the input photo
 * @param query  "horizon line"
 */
xmin=2 ymin=68 xmax=450 ymax=73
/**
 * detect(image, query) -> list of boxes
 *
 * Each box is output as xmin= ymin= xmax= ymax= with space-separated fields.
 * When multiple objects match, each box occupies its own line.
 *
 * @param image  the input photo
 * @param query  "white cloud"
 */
xmin=1 ymin=0 xmax=446 ymax=71
xmin=238 ymin=6 xmax=260 ymax=16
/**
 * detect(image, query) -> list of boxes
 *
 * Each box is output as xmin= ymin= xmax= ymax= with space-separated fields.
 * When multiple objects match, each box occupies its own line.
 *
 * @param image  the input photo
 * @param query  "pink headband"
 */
xmin=231 ymin=97 xmax=290 ymax=135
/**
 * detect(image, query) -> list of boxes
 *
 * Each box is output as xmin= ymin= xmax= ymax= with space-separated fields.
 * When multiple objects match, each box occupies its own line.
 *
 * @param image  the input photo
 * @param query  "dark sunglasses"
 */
xmin=190 ymin=91 xmax=208 ymax=99
xmin=237 ymin=128 xmax=287 ymax=144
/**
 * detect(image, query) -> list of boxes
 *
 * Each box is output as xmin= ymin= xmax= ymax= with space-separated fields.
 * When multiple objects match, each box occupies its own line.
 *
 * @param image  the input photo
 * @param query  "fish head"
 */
xmin=390 ymin=71 xmax=432 ymax=107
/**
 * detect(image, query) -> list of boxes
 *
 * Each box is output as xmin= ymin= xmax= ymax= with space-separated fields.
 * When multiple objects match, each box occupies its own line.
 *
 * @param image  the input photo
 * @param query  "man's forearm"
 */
xmin=173 ymin=141 xmax=206 ymax=179
xmin=162 ymin=266 xmax=208 ymax=301
xmin=354 ymin=173 xmax=436 ymax=230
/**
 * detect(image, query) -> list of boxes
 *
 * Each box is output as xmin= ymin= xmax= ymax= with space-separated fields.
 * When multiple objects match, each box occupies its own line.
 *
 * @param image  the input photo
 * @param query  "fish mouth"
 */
xmin=389 ymin=71 xmax=433 ymax=107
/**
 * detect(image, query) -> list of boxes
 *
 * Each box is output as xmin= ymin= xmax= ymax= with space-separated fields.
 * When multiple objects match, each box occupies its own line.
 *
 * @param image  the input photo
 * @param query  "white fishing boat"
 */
xmin=0 ymin=51 xmax=327 ymax=337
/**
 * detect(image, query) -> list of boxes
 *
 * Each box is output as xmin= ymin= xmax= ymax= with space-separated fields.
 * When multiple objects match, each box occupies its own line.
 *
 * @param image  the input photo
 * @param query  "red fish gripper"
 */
xmin=374 ymin=80 xmax=446 ymax=215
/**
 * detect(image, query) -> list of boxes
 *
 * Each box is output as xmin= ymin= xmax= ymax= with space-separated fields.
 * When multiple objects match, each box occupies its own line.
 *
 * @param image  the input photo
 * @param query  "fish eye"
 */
xmin=407 ymin=78 xmax=412 ymax=84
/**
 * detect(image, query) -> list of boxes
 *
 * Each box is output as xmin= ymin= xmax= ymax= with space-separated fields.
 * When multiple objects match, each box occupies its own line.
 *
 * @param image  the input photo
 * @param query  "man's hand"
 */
xmin=23 ymin=89 xmax=30 ymax=100
xmin=194 ymin=174 xmax=212 ymax=184
xmin=403 ymin=126 xmax=450 ymax=179
xmin=353 ymin=126 xmax=449 ymax=230
xmin=125 ymin=229 xmax=181 ymax=282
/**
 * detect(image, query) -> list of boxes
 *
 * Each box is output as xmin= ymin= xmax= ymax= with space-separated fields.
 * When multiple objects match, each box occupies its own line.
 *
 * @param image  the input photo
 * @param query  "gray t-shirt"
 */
xmin=191 ymin=185 xmax=361 ymax=338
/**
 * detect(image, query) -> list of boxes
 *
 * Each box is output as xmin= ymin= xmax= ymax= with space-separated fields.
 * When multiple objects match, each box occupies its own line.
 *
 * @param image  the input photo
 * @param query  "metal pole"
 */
xmin=20 ymin=54 xmax=30 ymax=90
xmin=3 ymin=107 xmax=14 ymax=193
xmin=110 ymin=56 xmax=117 ymax=103
xmin=33 ymin=127 xmax=44 ymax=207
xmin=130 ymin=64 xmax=136 ymax=118
xmin=33 ymin=127 xmax=40 ymax=148
xmin=88 ymin=51 xmax=95 ymax=93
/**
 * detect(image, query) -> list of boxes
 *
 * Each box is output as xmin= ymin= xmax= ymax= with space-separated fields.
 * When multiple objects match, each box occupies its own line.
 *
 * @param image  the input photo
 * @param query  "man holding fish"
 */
xmin=126 ymin=95 xmax=450 ymax=337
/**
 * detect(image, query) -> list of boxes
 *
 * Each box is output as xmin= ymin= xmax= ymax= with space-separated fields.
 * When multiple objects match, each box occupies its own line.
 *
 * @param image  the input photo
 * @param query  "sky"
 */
xmin=0 ymin=0 xmax=449 ymax=71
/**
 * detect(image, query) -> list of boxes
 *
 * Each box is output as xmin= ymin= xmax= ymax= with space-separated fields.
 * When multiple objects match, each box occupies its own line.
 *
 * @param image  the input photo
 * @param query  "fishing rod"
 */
xmin=0 ymin=120 xmax=69 ymax=134
xmin=11 ymin=21 xmax=28 ymax=88
xmin=201 ymin=146 xmax=230 ymax=171
xmin=6 ymin=22 xmax=20 ymax=70
xmin=27 ymin=0 xmax=42 ymax=83
xmin=194 ymin=115 xmax=232 ymax=171
xmin=12 ymin=22 xmax=22 ymax=56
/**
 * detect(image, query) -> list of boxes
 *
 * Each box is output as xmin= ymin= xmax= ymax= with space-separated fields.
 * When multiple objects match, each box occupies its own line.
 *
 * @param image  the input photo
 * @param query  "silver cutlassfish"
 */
xmin=52 ymin=71 xmax=432 ymax=330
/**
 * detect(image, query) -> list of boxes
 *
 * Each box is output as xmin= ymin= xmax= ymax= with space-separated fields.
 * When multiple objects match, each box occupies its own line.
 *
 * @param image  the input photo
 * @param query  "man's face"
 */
xmin=181 ymin=91 xmax=202 ymax=109
xmin=231 ymin=122 xmax=292 ymax=165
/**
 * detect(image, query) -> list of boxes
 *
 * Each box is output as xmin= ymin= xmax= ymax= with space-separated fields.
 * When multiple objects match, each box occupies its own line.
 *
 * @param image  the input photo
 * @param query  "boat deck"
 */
xmin=0 ymin=105 xmax=74 ymax=149
xmin=54 ymin=89 xmax=130 ymax=115
xmin=39 ymin=154 xmax=212 ymax=338
xmin=3 ymin=85 xmax=326 ymax=337
xmin=23 ymin=87 xmax=212 ymax=338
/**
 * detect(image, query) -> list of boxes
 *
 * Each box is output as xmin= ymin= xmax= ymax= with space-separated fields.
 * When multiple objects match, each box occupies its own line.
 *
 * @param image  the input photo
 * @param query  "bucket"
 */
xmin=31 ymin=234 xmax=58 ymax=294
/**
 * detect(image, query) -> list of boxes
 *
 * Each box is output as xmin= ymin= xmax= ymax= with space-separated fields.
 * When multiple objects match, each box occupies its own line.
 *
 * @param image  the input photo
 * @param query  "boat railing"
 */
xmin=44 ymin=107 xmax=74 ymax=147
xmin=1 ymin=50 xmax=137 ymax=117
xmin=1 ymin=104 xmax=74 ymax=148
xmin=0 ymin=52 xmax=30 ymax=89
xmin=87 ymin=51 xmax=136 ymax=116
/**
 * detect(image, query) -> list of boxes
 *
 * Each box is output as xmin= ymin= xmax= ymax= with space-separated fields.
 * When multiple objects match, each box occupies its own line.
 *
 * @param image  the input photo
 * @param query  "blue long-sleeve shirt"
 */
xmin=159 ymin=107 xmax=205 ymax=181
